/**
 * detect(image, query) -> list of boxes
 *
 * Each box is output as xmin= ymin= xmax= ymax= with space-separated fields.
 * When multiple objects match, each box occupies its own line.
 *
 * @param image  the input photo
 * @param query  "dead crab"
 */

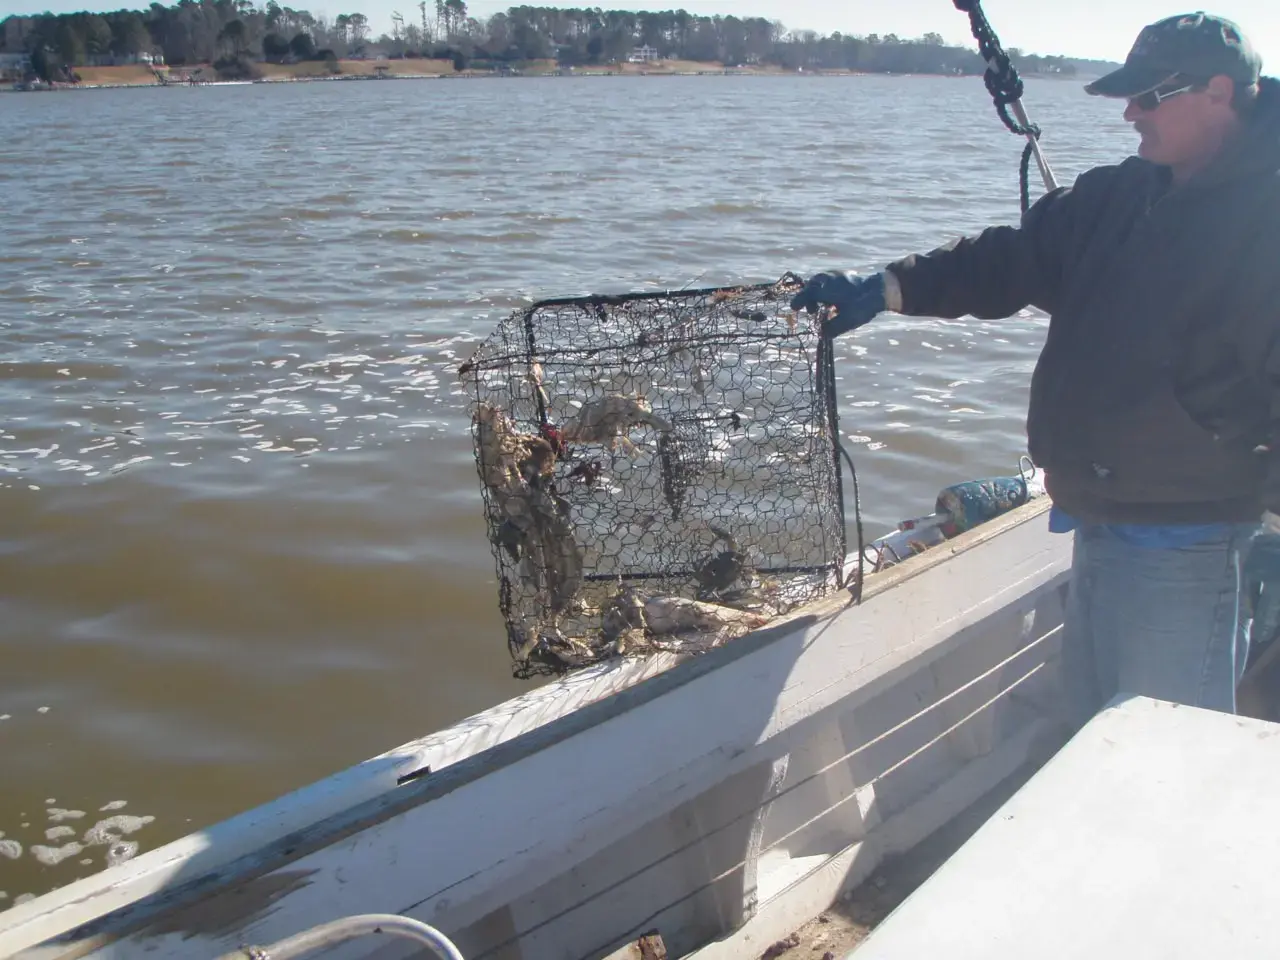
xmin=562 ymin=393 xmax=673 ymax=455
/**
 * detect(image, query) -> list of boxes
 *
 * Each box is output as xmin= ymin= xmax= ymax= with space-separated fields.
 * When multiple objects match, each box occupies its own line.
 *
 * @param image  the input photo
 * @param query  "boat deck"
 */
xmin=846 ymin=695 xmax=1280 ymax=959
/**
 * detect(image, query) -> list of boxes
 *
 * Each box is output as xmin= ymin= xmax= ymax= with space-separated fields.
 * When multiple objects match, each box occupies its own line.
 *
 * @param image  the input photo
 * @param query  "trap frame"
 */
xmin=459 ymin=273 xmax=857 ymax=679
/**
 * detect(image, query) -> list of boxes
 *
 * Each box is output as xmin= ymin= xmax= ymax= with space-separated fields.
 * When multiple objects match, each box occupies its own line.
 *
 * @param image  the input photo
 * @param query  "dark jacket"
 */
xmin=886 ymin=77 xmax=1280 ymax=525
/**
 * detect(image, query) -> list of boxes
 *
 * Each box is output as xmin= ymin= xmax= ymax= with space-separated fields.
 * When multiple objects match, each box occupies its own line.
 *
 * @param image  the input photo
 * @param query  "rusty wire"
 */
xmin=459 ymin=274 xmax=850 ymax=679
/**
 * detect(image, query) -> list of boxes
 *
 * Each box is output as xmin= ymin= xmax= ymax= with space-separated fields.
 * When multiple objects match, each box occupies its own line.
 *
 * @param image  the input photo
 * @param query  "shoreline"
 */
xmin=5 ymin=59 xmax=1087 ymax=92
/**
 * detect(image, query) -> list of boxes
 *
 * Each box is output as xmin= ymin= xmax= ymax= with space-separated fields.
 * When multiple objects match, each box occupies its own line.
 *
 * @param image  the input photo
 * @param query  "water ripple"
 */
xmin=0 ymin=74 xmax=1130 ymax=902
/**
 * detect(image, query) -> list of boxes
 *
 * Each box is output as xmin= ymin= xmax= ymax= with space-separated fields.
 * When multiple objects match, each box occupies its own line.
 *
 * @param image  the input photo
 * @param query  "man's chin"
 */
xmin=1136 ymin=138 xmax=1159 ymax=161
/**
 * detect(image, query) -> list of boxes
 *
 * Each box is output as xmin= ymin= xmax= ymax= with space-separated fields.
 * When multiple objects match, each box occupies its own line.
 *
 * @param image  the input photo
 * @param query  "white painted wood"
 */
xmin=852 ymin=696 xmax=1280 ymax=960
xmin=0 ymin=650 xmax=683 ymax=957
xmin=498 ymin=759 xmax=779 ymax=960
xmin=687 ymin=718 xmax=1046 ymax=960
xmin=740 ymin=754 xmax=792 ymax=923
xmin=753 ymin=719 xmax=865 ymax=906
xmin=1 ymin=500 xmax=1070 ymax=960
xmin=0 ymin=654 xmax=685 ymax=956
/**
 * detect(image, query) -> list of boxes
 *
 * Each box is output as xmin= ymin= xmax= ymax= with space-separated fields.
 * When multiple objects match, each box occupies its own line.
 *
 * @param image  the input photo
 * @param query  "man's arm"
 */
xmin=790 ymin=165 xmax=1119 ymax=334
xmin=884 ymin=169 xmax=1105 ymax=321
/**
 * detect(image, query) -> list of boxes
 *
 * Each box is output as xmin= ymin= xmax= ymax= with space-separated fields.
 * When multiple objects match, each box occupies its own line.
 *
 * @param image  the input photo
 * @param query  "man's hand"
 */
xmin=1245 ymin=511 xmax=1280 ymax=649
xmin=790 ymin=272 xmax=887 ymax=337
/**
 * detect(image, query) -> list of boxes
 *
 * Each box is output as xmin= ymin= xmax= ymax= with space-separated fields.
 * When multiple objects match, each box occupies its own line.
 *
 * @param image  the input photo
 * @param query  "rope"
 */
xmin=819 ymin=327 xmax=863 ymax=603
xmin=953 ymin=0 xmax=1044 ymax=213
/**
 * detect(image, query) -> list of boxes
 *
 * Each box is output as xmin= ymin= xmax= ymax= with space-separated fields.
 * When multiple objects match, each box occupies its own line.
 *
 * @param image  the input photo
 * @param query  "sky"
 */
xmin=1 ymin=0 xmax=1276 ymax=65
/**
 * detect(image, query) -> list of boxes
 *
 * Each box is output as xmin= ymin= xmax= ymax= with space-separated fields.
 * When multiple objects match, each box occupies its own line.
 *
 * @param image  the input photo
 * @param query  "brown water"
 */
xmin=0 ymin=75 xmax=1133 ymax=905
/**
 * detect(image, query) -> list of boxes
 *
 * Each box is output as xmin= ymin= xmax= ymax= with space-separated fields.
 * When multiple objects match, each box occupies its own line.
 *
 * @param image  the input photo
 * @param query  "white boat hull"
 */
xmin=2 ymin=500 xmax=1072 ymax=960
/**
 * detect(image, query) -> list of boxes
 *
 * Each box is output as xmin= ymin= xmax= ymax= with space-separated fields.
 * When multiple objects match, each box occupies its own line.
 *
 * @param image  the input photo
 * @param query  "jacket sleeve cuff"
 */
xmin=883 ymin=268 xmax=903 ymax=313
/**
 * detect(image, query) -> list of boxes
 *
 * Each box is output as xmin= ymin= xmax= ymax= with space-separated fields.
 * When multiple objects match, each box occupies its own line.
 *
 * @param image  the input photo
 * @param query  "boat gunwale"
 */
xmin=3 ymin=498 xmax=1053 ymax=959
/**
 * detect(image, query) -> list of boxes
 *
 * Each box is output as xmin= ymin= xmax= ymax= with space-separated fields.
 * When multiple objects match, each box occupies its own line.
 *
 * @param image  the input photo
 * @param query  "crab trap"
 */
xmin=458 ymin=274 xmax=852 ymax=679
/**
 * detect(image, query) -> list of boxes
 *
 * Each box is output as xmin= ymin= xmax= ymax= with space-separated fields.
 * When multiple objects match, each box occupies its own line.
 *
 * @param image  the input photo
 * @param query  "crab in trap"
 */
xmin=459 ymin=275 xmax=851 ymax=679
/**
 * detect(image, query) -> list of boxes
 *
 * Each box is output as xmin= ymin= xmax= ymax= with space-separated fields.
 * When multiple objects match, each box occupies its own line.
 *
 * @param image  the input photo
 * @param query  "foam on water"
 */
xmin=0 ymin=796 xmax=156 ymax=900
xmin=31 ymin=842 xmax=83 ymax=867
xmin=106 ymin=841 xmax=139 ymax=868
xmin=82 ymin=815 xmax=155 ymax=847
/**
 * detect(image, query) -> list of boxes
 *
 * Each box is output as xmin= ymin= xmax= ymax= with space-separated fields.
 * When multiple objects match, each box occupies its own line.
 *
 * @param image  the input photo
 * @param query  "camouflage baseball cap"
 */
xmin=1085 ymin=12 xmax=1261 ymax=98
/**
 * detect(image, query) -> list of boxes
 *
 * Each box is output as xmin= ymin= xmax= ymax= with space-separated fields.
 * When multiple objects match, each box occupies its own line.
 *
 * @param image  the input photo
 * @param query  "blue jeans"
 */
xmin=1059 ymin=522 xmax=1258 ymax=728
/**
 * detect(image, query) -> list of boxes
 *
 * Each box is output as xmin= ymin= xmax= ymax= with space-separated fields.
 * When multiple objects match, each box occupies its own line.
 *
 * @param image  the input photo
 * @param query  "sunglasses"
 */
xmin=1129 ymin=79 xmax=1204 ymax=112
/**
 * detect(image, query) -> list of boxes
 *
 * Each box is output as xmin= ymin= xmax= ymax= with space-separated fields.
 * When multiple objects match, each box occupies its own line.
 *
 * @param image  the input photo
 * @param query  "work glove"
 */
xmin=1245 ymin=511 xmax=1280 ymax=651
xmin=790 ymin=271 xmax=887 ymax=337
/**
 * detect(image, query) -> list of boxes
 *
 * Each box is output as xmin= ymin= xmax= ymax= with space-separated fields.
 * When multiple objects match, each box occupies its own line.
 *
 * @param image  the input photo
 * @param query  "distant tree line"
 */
xmin=1 ymin=2 xmax=1088 ymax=82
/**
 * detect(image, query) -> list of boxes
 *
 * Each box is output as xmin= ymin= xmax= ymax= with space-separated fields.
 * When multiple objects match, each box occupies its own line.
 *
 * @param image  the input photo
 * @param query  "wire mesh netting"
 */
xmin=458 ymin=274 xmax=849 ymax=679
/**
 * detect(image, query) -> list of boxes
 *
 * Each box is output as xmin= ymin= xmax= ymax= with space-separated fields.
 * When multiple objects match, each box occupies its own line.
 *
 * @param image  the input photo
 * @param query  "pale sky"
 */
xmin=1 ymin=0 xmax=1276 ymax=65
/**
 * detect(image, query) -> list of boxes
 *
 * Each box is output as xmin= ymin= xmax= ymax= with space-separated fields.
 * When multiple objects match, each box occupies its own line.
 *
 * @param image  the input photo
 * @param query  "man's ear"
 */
xmin=1206 ymin=74 xmax=1235 ymax=106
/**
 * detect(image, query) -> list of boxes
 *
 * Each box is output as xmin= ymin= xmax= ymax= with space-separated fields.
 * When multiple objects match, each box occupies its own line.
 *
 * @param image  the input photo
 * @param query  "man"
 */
xmin=791 ymin=12 xmax=1280 ymax=726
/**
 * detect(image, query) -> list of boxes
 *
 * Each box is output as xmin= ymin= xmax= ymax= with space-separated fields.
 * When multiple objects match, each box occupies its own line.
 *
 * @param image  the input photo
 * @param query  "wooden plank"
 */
xmin=501 ymin=758 xmax=778 ymax=960
xmin=4 ymin=501 xmax=1066 ymax=960
xmin=740 ymin=754 xmax=792 ymax=923
xmin=686 ymin=719 xmax=1046 ymax=960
